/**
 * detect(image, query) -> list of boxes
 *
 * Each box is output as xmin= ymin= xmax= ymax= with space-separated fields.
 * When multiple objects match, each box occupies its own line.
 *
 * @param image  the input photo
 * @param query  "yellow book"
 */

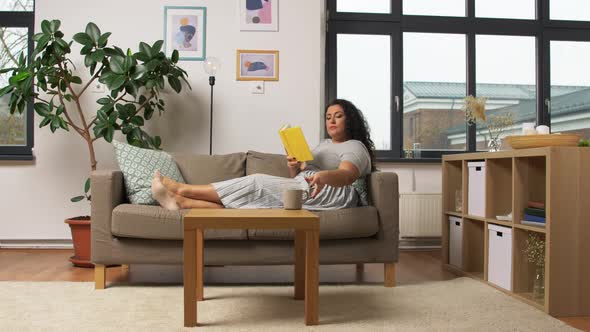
xmin=278 ymin=124 xmax=314 ymax=161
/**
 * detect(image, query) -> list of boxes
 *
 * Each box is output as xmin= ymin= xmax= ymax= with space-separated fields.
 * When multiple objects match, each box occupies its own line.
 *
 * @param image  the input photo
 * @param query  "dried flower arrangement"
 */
xmin=524 ymin=232 xmax=545 ymax=268
xmin=462 ymin=95 xmax=514 ymax=151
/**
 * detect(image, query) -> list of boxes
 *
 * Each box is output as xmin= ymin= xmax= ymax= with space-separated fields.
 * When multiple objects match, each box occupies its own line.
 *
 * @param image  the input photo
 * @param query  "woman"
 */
xmin=151 ymin=99 xmax=376 ymax=211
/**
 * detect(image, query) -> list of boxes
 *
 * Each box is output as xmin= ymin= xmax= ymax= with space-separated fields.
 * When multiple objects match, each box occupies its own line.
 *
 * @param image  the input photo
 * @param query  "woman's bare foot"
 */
xmin=151 ymin=170 xmax=179 ymax=210
xmin=160 ymin=173 xmax=183 ymax=194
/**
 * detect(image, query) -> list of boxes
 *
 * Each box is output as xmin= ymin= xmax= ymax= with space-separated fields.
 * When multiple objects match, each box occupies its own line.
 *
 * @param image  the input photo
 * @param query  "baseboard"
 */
xmin=399 ymin=237 xmax=441 ymax=249
xmin=0 ymin=239 xmax=73 ymax=249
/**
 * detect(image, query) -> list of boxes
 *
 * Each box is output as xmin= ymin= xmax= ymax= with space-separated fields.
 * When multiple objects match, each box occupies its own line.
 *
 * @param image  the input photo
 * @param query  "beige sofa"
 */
xmin=91 ymin=150 xmax=399 ymax=289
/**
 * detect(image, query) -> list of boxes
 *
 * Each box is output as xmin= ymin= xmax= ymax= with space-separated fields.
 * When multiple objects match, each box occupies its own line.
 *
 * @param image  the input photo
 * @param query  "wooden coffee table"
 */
xmin=183 ymin=209 xmax=320 ymax=327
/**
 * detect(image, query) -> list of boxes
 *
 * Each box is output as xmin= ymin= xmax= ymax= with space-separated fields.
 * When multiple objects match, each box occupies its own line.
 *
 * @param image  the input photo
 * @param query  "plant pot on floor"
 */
xmin=65 ymin=216 xmax=93 ymax=268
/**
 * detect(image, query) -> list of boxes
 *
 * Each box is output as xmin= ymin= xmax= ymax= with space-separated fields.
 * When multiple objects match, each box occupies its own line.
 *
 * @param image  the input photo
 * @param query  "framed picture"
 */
xmin=236 ymin=50 xmax=279 ymax=81
xmin=163 ymin=6 xmax=206 ymax=61
xmin=239 ymin=0 xmax=278 ymax=31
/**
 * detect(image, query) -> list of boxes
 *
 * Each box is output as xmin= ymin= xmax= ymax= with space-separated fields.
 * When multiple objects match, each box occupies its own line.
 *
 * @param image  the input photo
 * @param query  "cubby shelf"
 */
xmin=442 ymin=147 xmax=590 ymax=317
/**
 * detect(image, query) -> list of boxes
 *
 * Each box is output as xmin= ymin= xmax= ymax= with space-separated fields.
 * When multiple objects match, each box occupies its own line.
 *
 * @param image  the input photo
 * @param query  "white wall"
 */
xmin=0 ymin=0 xmax=441 ymax=241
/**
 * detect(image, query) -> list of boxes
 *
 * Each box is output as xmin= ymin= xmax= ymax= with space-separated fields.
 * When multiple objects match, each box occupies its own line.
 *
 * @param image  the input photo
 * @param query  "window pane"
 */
xmin=550 ymin=0 xmax=590 ymax=21
xmin=403 ymin=0 xmax=465 ymax=17
xmin=550 ymin=41 xmax=590 ymax=138
xmin=0 ymin=27 xmax=28 ymax=146
xmin=475 ymin=35 xmax=536 ymax=151
xmin=403 ymin=33 xmax=466 ymax=154
xmin=337 ymin=0 xmax=390 ymax=14
xmin=337 ymin=34 xmax=391 ymax=150
xmin=476 ymin=0 xmax=535 ymax=19
xmin=0 ymin=0 xmax=34 ymax=11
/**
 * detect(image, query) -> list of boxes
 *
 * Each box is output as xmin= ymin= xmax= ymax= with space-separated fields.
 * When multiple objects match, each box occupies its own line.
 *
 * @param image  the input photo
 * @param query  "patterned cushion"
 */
xmin=112 ymin=140 xmax=185 ymax=205
xmin=352 ymin=176 xmax=370 ymax=206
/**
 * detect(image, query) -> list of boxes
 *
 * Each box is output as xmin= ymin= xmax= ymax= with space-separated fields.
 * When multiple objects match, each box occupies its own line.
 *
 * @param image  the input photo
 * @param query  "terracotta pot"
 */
xmin=64 ymin=216 xmax=93 ymax=268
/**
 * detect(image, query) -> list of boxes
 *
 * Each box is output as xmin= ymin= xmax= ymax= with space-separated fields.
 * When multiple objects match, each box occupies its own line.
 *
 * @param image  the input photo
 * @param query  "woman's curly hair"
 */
xmin=325 ymin=99 xmax=376 ymax=172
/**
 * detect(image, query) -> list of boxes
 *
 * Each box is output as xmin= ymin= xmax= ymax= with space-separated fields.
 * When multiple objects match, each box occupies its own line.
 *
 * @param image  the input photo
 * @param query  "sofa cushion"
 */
xmin=172 ymin=153 xmax=246 ymax=184
xmin=246 ymin=150 xmax=290 ymax=177
xmin=113 ymin=140 xmax=186 ymax=205
xmin=111 ymin=204 xmax=247 ymax=240
xmin=247 ymin=206 xmax=379 ymax=240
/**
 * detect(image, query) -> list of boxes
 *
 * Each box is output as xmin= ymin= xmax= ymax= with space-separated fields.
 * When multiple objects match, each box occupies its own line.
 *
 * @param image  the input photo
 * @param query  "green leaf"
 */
xmin=152 ymin=40 xmax=164 ymax=54
xmin=73 ymin=32 xmax=93 ymax=46
xmin=167 ymin=75 xmax=181 ymax=93
xmin=84 ymin=178 xmax=91 ymax=193
xmin=98 ymin=32 xmax=111 ymax=48
xmin=36 ymin=35 xmax=51 ymax=51
xmin=90 ymin=62 xmax=97 ymax=75
xmin=97 ymin=109 xmax=108 ymax=122
xmin=50 ymin=116 xmax=60 ymax=133
xmin=131 ymin=64 xmax=146 ymax=80
xmin=97 ymin=97 xmax=112 ymax=105
xmin=55 ymin=105 xmax=65 ymax=115
xmin=64 ymin=94 xmax=73 ymax=102
xmin=109 ymin=55 xmax=125 ymax=74
xmin=0 ymin=85 xmax=14 ymax=97
xmin=153 ymin=136 xmax=162 ymax=149
xmin=109 ymin=75 xmax=126 ymax=90
xmin=80 ymin=44 xmax=93 ymax=55
xmin=34 ymin=102 xmax=50 ymax=116
xmin=33 ymin=32 xmax=45 ymax=41
xmin=58 ymin=117 xmax=69 ymax=131
xmin=85 ymin=22 xmax=101 ymax=43
xmin=144 ymin=106 xmax=154 ymax=120
xmin=171 ymin=49 xmax=179 ymax=63
xmin=39 ymin=117 xmax=51 ymax=128
xmin=91 ymin=49 xmax=105 ymax=62
xmin=71 ymin=196 xmax=85 ymax=203
xmin=108 ymin=111 xmax=118 ymax=124
xmin=54 ymin=31 xmax=64 ymax=38
xmin=105 ymin=126 xmax=115 ymax=142
xmin=125 ymin=82 xmax=138 ymax=97
xmin=41 ymin=20 xmax=51 ymax=34
xmin=84 ymin=54 xmax=94 ymax=67
xmin=54 ymin=38 xmax=69 ymax=51
xmin=49 ymin=19 xmax=61 ymax=33
xmin=139 ymin=42 xmax=153 ymax=59
xmin=130 ymin=115 xmax=144 ymax=126
xmin=9 ymin=71 xmax=31 ymax=85
xmin=70 ymin=76 xmax=82 ymax=84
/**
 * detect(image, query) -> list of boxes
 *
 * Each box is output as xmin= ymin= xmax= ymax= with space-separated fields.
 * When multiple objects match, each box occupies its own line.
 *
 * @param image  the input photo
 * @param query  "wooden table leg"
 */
xmin=305 ymin=230 xmax=319 ymax=325
xmin=183 ymin=229 xmax=197 ymax=327
xmin=196 ymin=228 xmax=204 ymax=301
xmin=294 ymin=230 xmax=306 ymax=300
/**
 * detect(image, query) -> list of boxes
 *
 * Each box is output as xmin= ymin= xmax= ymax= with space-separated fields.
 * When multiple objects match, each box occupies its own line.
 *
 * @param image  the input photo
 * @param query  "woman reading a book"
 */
xmin=151 ymin=99 xmax=376 ymax=210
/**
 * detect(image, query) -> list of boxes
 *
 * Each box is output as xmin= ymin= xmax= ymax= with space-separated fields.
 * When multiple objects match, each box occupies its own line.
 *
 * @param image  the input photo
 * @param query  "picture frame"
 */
xmin=236 ymin=50 xmax=279 ymax=81
xmin=163 ymin=6 xmax=206 ymax=61
xmin=239 ymin=0 xmax=278 ymax=32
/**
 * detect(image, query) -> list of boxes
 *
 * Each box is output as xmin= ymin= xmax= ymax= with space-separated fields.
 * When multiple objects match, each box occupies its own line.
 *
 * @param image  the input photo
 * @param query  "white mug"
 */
xmin=282 ymin=189 xmax=310 ymax=210
xmin=536 ymin=125 xmax=550 ymax=135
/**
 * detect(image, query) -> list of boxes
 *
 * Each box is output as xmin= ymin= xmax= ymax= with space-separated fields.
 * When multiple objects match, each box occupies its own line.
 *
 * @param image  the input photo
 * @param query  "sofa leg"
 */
xmin=95 ymin=264 xmax=106 ymax=290
xmin=384 ymin=263 xmax=396 ymax=287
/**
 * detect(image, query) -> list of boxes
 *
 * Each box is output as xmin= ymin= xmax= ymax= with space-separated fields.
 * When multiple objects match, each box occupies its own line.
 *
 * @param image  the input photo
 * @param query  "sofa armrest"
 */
xmin=91 ymin=170 xmax=125 ymax=259
xmin=368 ymin=171 xmax=399 ymax=242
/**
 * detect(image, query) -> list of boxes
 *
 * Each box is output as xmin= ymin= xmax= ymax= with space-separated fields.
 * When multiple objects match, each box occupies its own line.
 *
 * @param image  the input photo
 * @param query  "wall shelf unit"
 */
xmin=442 ymin=147 xmax=590 ymax=317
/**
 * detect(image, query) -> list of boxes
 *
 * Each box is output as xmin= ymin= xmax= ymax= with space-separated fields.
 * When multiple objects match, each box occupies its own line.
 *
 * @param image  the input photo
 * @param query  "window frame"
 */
xmin=0 ymin=8 xmax=35 ymax=160
xmin=325 ymin=0 xmax=590 ymax=162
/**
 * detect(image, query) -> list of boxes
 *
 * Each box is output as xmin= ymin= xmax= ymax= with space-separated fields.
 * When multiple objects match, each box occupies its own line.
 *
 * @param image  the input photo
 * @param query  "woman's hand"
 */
xmin=286 ymin=156 xmax=302 ymax=178
xmin=305 ymin=171 xmax=327 ymax=198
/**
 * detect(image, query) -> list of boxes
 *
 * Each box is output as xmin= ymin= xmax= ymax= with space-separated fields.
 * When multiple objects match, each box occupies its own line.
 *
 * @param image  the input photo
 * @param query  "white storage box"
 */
xmin=449 ymin=216 xmax=463 ymax=268
xmin=487 ymin=224 xmax=513 ymax=291
xmin=468 ymin=161 xmax=486 ymax=217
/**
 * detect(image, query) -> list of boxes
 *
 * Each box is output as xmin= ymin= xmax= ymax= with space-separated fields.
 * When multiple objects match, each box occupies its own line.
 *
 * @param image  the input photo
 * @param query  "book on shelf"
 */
xmin=278 ymin=124 xmax=314 ymax=162
xmin=521 ymin=220 xmax=546 ymax=228
xmin=523 ymin=213 xmax=546 ymax=223
xmin=524 ymin=207 xmax=546 ymax=218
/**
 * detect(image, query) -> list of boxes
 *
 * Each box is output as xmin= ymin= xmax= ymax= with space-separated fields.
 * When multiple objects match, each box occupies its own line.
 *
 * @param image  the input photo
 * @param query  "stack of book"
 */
xmin=522 ymin=201 xmax=546 ymax=227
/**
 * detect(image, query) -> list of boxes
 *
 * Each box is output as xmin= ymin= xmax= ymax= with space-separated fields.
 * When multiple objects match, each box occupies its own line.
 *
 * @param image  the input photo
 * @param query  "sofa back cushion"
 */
xmin=172 ymin=153 xmax=246 ymax=184
xmin=246 ymin=150 xmax=290 ymax=177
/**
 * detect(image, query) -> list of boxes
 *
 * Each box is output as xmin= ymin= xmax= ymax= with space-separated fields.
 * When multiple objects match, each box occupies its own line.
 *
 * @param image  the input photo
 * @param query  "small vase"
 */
xmin=488 ymin=137 xmax=502 ymax=152
xmin=533 ymin=266 xmax=545 ymax=300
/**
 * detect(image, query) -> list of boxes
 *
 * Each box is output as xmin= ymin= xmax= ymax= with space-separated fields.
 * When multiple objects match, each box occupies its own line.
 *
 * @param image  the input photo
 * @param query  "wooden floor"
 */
xmin=0 ymin=248 xmax=587 ymax=331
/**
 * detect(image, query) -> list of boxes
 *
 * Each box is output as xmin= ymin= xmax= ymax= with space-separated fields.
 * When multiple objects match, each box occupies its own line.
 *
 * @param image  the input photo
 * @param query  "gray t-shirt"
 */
xmin=304 ymin=139 xmax=372 ymax=176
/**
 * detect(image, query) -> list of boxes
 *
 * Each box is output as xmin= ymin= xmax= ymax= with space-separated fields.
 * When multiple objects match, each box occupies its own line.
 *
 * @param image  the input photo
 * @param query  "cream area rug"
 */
xmin=0 ymin=277 xmax=578 ymax=331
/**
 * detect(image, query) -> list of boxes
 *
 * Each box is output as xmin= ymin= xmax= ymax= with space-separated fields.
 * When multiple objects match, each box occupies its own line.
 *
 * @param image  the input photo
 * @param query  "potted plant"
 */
xmin=0 ymin=19 xmax=190 ymax=267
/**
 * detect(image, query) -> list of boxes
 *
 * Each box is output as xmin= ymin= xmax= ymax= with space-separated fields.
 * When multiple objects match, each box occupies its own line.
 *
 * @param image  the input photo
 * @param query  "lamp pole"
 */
xmin=209 ymin=75 xmax=215 ymax=155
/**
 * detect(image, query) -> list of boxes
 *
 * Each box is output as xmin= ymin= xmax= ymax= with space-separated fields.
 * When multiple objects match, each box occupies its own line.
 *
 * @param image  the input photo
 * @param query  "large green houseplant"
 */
xmin=0 ymin=19 xmax=191 ymax=267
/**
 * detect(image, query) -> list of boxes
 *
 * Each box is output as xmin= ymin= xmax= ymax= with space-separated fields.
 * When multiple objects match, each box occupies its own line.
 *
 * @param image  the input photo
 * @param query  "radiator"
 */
xmin=399 ymin=193 xmax=442 ymax=237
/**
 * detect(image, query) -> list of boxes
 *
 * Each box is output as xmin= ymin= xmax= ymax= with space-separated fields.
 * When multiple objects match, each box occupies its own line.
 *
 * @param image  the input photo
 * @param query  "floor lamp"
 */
xmin=203 ymin=57 xmax=221 ymax=155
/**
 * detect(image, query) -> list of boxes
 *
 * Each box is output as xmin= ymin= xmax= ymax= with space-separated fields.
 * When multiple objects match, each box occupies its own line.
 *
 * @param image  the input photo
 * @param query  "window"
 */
xmin=550 ymin=41 xmax=590 ymax=137
xmin=337 ymin=0 xmax=391 ymax=14
xmin=403 ymin=33 xmax=466 ymax=152
xmin=0 ymin=0 xmax=34 ymax=160
xmin=326 ymin=1 xmax=590 ymax=161
xmin=475 ymin=35 xmax=536 ymax=150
